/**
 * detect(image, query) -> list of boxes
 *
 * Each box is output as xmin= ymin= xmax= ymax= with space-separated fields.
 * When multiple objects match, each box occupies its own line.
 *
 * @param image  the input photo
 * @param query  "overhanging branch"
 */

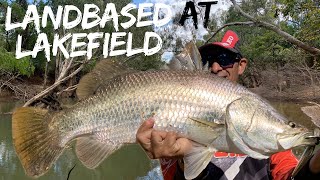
xmin=206 ymin=21 xmax=255 ymax=43
xmin=230 ymin=0 xmax=320 ymax=55
xmin=23 ymin=58 xmax=89 ymax=107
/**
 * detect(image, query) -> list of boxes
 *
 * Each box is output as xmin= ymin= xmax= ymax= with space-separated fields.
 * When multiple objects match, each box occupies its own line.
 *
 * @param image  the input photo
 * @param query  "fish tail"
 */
xmin=12 ymin=107 xmax=63 ymax=178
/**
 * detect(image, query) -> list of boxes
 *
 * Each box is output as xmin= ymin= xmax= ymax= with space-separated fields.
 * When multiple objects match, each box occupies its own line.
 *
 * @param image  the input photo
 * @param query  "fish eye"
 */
xmin=288 ymin=121 xmax=296 ymax=128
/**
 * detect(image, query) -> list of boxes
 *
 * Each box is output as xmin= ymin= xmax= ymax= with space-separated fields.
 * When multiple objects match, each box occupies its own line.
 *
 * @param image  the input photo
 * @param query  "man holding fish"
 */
xmin=137 ymin=30 xmax=320 ymax=180
xmin=12 ymin=30 xmax=320 ymax=179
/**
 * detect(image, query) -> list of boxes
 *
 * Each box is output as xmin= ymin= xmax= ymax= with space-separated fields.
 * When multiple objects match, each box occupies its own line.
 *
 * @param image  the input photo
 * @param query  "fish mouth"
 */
xmin=278 ymin=132 xmax=317 ymax=150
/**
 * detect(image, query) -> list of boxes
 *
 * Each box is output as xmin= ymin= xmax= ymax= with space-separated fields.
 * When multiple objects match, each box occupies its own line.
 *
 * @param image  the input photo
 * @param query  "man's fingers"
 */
xmin=163 ymin=133 xmax=191 ymax=158
xmin=150 ymin=131 xmax=193 ymax=158
xmin=136 ymin=118 xmax=155 ymax=152
xmin=136 ymin=118 xmax=154 ymax=135
xmin=163 ymin=132 xmax=178 ymax=148
xmin=151 ymin=130 xmax=167 ymax=145
xmin=136 ymin=118 xmax=155 ymax=144
xmin=137 ymin=120 xmax=194 ymax=159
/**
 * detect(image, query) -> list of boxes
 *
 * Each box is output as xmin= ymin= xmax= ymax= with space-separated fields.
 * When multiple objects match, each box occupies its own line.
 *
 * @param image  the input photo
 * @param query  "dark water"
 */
xmin=0 ymin=99 xmax=319 ymax=180
xmin=268 ymin=100 xmax=320 ymax=157
xmin=0 ymin=100 xmax=163 ymax=180
xmin=269 ymin=100 xmax=317 ymax=130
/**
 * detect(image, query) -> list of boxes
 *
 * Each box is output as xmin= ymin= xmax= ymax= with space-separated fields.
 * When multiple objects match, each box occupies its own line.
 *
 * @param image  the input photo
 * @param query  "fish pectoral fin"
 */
xmin=188 ymin=117 xmax=224 ymax=128
xmin=185 ymin=119 xmax=225 ymax=145
xmin=76 ymin=137 xmax=121 ymax=169
xmin=183 ymin=143 xmax=216 ymax=179
xmin=186 ymin=117 xmax=225 ymax=144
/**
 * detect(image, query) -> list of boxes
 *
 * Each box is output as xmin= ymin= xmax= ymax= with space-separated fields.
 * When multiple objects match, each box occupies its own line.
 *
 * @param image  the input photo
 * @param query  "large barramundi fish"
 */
xmin=12 ymin=43 xmax=319 ymax=179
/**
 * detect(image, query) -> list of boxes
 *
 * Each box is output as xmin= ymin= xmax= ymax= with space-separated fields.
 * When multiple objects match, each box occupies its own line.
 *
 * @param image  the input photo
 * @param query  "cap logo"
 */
xmin=220 ymin=30 xmax=239 ymax=48
xmin=221 ymin=43 xmax=229 ymax=47
xmin=226 ymin=36 xmax=234 ymax=45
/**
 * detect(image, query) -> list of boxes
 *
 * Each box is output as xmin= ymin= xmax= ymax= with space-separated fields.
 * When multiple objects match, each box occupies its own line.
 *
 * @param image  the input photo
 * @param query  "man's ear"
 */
xmin=238 ymin=58 xmax=248 ymax=75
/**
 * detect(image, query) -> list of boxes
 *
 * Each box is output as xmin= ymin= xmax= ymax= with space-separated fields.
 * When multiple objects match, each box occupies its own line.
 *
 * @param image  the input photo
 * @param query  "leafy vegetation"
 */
xmin=0 ymin=0 xmax=319 ymax=101
xmin=207 ymin=0 xmax=320 ymax=91
xmin=0 ymin=47 xmax=34 ymax=76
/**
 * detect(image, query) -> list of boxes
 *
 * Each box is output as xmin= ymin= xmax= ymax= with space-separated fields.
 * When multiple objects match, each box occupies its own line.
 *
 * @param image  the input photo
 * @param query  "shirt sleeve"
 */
xmin=270 ymin=150 xmax=298 ymax=180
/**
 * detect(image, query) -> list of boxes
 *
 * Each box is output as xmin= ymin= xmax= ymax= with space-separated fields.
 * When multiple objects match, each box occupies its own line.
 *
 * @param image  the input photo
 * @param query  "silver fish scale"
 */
xmin=54 ymin=71 xmax=246 ymax=146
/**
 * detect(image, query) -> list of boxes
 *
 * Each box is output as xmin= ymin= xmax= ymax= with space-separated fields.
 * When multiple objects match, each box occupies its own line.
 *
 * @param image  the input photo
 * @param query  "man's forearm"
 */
xmin=294 ymin=153 xmax=320 ymax=180
xmin=309 ymin=151 xmax=320 ymax=174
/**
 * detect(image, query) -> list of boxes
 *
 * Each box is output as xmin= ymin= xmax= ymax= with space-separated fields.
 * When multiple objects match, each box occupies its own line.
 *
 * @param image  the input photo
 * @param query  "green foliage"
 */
xmin=276 ymin=0 xmax=320 ymax=44
xmin=0 ymin=48 xmax=34 ymax=76
xmin=0 ymin=0 xmax=47 ymax=73
xmin=215 ymin=0 xmax=320 ymax=88
xmin=219 ymin=0 xmax=320 ymax=69
xmin=0 ymin=0 xmax=163 ymax=79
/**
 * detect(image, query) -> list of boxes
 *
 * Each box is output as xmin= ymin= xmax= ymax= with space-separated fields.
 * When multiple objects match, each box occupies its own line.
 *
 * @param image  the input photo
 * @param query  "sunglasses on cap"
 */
xmin=203 ymin=52 xmax=242 ymax=69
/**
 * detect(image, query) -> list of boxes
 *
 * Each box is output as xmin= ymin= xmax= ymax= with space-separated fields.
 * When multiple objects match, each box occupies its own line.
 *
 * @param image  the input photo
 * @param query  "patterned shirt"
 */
xmin=160 ymin=150 xmax=299 ymax=180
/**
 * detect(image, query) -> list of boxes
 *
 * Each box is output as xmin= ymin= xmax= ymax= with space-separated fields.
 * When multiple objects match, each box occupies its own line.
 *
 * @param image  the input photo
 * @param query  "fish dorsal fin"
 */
xmin=167 ymin=41 xmax=206 ymax=71
xmin=76 ymin=60 xmax=136 ymax=100
xmin=183 ymin=142 xmax=216 ymax=179
xmin=75 ymin=136 xmax=122 ymax=169
xmin=301 ymin=102 xmax=320 ymax=127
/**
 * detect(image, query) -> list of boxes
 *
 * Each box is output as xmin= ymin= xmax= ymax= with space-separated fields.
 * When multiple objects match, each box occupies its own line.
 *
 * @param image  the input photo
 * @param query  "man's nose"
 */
xmin=211 ymin=62 xmax=223 ymax=73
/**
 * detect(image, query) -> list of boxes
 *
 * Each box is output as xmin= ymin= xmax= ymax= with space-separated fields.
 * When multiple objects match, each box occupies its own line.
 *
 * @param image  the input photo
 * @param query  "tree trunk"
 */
xmin=43 ymin=61 xmax=48 ymax=89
